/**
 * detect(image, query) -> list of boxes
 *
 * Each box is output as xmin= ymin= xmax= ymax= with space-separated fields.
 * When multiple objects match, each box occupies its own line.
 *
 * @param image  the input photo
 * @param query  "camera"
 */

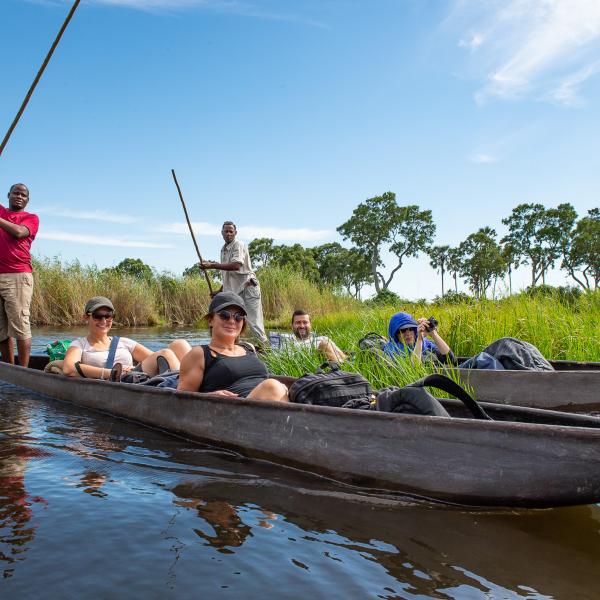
xmin=425 ymin=317 xmax=438 ymax=332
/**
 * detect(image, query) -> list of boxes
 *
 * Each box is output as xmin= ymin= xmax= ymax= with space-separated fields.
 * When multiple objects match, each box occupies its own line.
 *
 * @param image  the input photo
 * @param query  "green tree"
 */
xmin=457 ymin=227 xmax=506 ymax=299
xmin=428 ymin=245 xmax=450 ymax=297
xmin=501 ymin=241 xmax=520 ymax=296
xmin=564 ymin=208 xmax=600 ymax=289
xmin=112 ymin=258 xmax=154 ymax=281
xmin=446 ymin=247 xmax=462 ymax=293
xmin=273 ymin=243 xmax=320 ymax=282
xmin=502 ymin=203 xmax=577 ymax=287
xmin=338 ymin=248 xmax=373 ymax=298
xmin=248 ymin=237 xmax=276 ymax=269
xmin=310 ymin=243 xmax=373 ymax=297
xmin=337 ymin=192 xmax=435 ymax=293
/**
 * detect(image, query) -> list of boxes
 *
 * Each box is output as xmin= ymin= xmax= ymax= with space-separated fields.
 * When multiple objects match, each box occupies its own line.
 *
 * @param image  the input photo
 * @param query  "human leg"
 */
xmin=168 ymin=339 xmax=192 ymax=361
xmin=240 ymin=286 xmax=267 ymax=344
xmin=139 ymin=348 xmax=179 ymax=376
xmin=317 ymin=339 xmax=347 ymax=363
xmin=247 ymin=378 xmax=289 ymax=402
xmin=16 ymin=338 xmax=31 ymax=367
xmin=0 ymin=278 xmax=13 ymax=363
xmin=0 ymin=337 xmax=14 ymax=364
xmin=0 ymin=273 xmax=33 ymax=366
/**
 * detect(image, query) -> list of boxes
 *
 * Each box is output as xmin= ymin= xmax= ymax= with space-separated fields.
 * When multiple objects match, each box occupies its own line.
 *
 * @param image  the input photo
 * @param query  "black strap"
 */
xmin=105 ymin=336 xmax=120 ymax=369
xmin=409 ymin=374 xmax=492 ymax=420
xmin=74 ymin=361 xmax=86 ymax=378
xmin=316 ymin=360 xmax=340 ymax=374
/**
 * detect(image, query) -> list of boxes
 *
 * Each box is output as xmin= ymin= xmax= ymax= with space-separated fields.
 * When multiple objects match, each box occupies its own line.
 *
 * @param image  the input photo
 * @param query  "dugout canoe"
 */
xmin=1 ymin=356 xmax=600 ymax=508
xmin=452 ymin=358 xmax=600 ymax=412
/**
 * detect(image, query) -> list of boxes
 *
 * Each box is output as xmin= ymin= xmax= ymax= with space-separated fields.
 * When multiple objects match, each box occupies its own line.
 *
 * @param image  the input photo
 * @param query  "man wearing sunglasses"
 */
xmin=200 ymin=221 xmax=267 ymax=345
xmin=0 ymin=183 xmax=39 ymax=367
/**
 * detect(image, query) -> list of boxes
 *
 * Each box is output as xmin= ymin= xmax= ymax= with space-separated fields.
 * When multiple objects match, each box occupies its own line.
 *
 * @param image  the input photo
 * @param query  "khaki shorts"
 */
xmin=0 ymin=272 xmax=34 ymax=340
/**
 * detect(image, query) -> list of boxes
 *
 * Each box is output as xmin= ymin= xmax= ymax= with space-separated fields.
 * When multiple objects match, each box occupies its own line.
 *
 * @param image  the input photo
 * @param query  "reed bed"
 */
xmin=310 ymin=290 xmax=600 ymax=362
xmin=30 ymin=257 xmax=598 ymax=362
xmin=262 ymin=345 xmax=470 ymax=396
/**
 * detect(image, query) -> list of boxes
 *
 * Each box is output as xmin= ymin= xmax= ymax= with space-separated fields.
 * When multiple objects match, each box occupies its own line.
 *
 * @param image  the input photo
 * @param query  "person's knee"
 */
xmin=168 ymin=339 xmax=192 ymax=359
xmin=264 ymin=378 xmax=289 ymax=400
xmin=252 ymin=378 xmax=288 ymax=402
xmin=157 ymin=348 xmax=178 ymax=367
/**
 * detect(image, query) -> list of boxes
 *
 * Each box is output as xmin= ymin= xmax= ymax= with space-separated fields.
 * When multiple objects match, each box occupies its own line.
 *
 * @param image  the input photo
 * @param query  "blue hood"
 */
xmin=388 ymin=312 xmax=418 ymax=343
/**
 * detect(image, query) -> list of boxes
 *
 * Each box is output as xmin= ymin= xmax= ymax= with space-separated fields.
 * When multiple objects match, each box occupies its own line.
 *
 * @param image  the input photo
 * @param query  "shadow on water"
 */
xmin=1 ymin=381 xmax=600 ymax=598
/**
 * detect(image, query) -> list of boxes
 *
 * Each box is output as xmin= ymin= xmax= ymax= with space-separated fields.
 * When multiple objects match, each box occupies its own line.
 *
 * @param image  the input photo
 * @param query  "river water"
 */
xmin=1 ymin=330 xmax=599 ymax=598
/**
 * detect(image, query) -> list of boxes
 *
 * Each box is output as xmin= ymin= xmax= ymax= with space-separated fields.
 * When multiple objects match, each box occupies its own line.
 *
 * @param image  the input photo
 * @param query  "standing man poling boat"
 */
xmin=200 ymin=221 xmax=268 ymax=344
xmin=0 ymin=183 xmax=39 ymax=366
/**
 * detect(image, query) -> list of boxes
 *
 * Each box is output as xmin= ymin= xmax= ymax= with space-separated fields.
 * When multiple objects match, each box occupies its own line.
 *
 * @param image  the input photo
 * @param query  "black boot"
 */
xmin=110 ymin=363 xmax=123 ymax=382
xmin=156 ymin=355 xmax=170 ymax=375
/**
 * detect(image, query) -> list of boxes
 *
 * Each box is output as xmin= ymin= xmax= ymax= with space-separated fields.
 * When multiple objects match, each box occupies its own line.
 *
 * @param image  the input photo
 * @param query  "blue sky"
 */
xmin=1 ymin=0 xmax=599 ymax=299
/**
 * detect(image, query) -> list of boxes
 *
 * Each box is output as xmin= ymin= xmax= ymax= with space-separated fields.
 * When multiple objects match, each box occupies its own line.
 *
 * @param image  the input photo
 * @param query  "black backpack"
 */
xmin=377 ymin=374 xmax=491 ymax=420
xmin=289 ymin=362 xmax=372 ymax=408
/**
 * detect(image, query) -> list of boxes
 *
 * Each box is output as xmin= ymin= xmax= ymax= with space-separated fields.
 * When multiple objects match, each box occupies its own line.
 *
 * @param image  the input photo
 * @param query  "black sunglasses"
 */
xmin=216 ymin=309 xmax=245 ymax=323
xmin=91 ymin=311 xmax=115 ymax=321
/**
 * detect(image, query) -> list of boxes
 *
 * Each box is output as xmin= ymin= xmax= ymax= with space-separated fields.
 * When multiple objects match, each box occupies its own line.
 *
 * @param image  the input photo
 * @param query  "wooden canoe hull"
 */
xmin=454 ymin=368 xmax=600 ymax=412
xmin=1 ymin=360 xmax=600 ymax=508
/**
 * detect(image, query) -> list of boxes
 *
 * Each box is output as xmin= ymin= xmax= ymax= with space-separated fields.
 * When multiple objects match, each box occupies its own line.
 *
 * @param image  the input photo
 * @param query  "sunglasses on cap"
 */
xmin=216 ymin=309 xmax=245 ymax=323
xmin=90 ymin=310 xmax=115 ymax=321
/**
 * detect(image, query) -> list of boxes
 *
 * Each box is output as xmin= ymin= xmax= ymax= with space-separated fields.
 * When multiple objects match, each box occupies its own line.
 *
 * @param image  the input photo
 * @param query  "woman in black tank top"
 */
xmin=177 ymin=291 xmax=288 ymax=402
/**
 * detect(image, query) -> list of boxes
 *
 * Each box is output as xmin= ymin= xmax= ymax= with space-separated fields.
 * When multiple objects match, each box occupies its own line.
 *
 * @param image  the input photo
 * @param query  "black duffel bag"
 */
xmin=289 ymin=362 xmax=372 ymax=408
xmin=375 ymin=374 xmax=491 ymax=420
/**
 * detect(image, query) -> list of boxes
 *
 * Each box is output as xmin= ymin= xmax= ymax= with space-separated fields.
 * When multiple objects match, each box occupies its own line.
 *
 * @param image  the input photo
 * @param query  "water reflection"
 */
xmin=1 ymin=382 xmax=600 ymax=599
xmin=167 ymin=472 xmax=600 ymax=599
xmin=0 ymin=391 xmax=48 ymax=579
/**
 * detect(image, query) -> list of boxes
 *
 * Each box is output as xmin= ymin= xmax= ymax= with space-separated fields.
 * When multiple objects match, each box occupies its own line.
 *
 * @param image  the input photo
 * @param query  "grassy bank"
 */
xmin=308 ymin=290 xmax=600 ymax=362
xmin=30 ymin=257 xmax=599 ymax=364
xmin=30 ymin=258 xmax=357 ymax=327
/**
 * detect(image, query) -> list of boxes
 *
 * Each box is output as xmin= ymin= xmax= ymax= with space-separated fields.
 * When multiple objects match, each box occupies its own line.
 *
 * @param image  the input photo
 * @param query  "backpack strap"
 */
xmin=316 ymin=360 xmax=340 ymax=374
xmin=409 ymin=374 xmax=492 ymax=420
xmin=74 ymin=361 xmax=86 ymax=378
xmin=105 ymin=336 xmax=121 ymax=369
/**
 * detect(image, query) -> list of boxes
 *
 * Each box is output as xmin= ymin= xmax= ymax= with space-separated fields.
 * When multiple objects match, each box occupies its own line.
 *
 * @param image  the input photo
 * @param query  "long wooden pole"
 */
xmin=0 ymin=0 xmax=82 ymax=158
xmin=171 ymin=169 xmax=214 ymax=294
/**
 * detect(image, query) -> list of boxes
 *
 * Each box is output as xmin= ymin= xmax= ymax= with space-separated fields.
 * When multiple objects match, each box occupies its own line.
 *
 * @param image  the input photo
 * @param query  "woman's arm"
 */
xmin=63 ymin=345 xmax=110 ymax=380
xmin=177 ymin=346 xmax=206 ymax=392
xmin=430 ymin=330 xmax=451 ymax=356
xmin=412 ymin=324 xmax=425 ymax=364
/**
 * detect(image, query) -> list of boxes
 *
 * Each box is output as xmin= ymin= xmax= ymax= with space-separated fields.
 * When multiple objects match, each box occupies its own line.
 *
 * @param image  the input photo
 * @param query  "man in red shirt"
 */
xmin=0 ymin=183 xmax=39 ymax=366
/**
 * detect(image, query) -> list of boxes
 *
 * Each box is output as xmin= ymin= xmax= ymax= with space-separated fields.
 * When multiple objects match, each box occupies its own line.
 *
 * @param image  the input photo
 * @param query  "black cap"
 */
xmin=85 ymin=296 xmax=114 ymax=314
xmin=207 ymin=291 xmax=247 ymax=316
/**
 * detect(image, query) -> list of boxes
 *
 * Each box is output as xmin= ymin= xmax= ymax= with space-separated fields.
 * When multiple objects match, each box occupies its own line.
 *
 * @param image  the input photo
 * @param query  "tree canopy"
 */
xmin=337 ymin=192 xmax=435 ymax=293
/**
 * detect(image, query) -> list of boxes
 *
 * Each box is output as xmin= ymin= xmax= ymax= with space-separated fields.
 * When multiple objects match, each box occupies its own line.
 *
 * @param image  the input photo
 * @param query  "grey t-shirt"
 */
xmin=220 ymin=239 xmax=257 ymax=295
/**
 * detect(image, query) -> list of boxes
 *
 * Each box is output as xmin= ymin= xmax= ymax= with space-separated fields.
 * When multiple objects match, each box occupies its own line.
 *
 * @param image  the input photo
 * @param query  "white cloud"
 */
xmin=36 ymin=207 xmax=139 ymax=224
xmin=468 ymin=153 xmax=498 ymax=163
xmin=35 ymin=0 xmax=326 ymax=27
xmin=459 ymin=32 xmax=484 ymax=52
xmin=547 ymin=58 xmax=600 ymax=107
xmin=161 ymin=222 xmax=333 ymax=242
xmin=451 ymin=0 xmax=600 ymax=106
xmin=38 ymin=230 xmax=172 ymax=248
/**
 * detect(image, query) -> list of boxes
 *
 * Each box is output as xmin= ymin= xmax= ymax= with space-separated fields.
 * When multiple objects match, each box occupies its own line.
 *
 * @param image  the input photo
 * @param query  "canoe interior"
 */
xmin=19 ymin=355 xmax=600 ymax=430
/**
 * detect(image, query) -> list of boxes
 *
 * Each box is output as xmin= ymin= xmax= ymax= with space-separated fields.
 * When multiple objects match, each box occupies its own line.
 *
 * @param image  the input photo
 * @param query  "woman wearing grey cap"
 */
xmin=62 ymin=296 xmax=192 ymax=380
xmin=177 ymin=291 xmax=288 ymax=401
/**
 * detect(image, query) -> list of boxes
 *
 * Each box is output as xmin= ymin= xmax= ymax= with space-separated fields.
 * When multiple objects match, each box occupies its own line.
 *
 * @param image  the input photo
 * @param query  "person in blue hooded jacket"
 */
xmin=383 ymin=312 xmax=455 ymax=365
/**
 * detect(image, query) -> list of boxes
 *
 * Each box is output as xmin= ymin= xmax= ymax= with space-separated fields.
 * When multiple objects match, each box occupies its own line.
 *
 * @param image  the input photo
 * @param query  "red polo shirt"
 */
xmin=0 ymin=205 xmax=39 ymax=273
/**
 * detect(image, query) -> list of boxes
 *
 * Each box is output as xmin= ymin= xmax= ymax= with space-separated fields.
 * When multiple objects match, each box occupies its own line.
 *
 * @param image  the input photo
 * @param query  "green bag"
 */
xmin=46 ymin=340 xmax=72 ymax=361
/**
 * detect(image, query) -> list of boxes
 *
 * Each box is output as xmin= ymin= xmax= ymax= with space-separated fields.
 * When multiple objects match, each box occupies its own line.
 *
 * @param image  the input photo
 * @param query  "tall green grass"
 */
xmin=310 ymin=290 xmax=600 ymax=361
xmin=30 ymin=259 xmax=357 ymax=327
xmin=30 ymin=257 xmax=599 ymax=362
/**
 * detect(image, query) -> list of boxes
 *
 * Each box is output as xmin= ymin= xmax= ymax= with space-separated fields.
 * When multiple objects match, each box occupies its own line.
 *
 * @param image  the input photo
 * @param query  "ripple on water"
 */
xmin=1 ymin=382 xmax=600 ymax=598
